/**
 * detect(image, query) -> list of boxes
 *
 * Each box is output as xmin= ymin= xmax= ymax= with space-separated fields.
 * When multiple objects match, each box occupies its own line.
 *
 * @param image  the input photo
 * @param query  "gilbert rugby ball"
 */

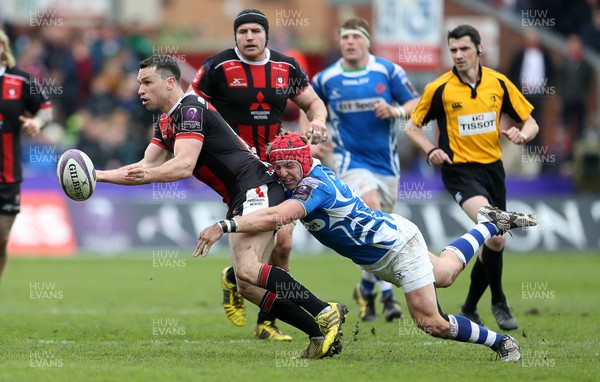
xmin=57 ymin=149 xmax=96 ymax=201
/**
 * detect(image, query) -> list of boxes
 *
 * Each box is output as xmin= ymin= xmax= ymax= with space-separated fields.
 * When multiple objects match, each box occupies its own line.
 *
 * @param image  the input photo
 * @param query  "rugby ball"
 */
xmin=56 ymin=149 xmax=96 ymax=201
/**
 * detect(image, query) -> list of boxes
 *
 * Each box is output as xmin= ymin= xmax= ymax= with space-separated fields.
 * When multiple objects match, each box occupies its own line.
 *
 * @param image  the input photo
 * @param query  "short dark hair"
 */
xmin=139 ymin=55 xmax=181 ymax=82
xmin=447 ymin=24 xmax=481 ymax=47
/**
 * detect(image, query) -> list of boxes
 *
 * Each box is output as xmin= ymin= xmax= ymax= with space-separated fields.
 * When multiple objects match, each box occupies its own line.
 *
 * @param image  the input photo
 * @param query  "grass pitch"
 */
xmin=0 ymin=251 xmax=598 ymax=382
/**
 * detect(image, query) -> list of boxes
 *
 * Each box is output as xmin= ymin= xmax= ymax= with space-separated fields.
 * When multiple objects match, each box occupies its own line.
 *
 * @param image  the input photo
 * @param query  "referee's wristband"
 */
xmin=217 ymin=219 xmax=238 ymax=233
xmin=426 ymin=147 xmax=441 ymax=165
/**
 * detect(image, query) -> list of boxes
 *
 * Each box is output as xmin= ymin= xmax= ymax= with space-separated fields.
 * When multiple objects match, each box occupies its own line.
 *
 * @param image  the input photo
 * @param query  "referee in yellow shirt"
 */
xmin=405 ymin=24 xmax=539 ymax=330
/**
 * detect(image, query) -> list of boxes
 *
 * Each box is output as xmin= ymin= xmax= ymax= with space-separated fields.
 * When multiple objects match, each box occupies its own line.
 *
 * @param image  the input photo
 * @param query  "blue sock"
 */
xmin=378 ymin=278 xmax=394 ymax=299
xmin=360 ymin=278 xmax=376 ymax=296
xmin=443 ymin=223 xmax=499 ymax=264
xmin=448 ymin=314 xmax=503 ymax=349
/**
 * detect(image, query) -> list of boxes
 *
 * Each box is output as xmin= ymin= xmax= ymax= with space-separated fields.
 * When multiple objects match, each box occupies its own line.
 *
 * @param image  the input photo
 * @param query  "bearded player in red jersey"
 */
xmin=0 ymin=29 xmax=52 ymax=282
xmin=189 ymin=9 xmax=328 ymax=341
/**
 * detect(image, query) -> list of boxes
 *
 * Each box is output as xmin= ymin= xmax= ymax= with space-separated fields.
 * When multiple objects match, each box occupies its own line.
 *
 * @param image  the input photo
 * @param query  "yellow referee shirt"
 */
xmin=411 ymin=66 xmax=533 ymax=164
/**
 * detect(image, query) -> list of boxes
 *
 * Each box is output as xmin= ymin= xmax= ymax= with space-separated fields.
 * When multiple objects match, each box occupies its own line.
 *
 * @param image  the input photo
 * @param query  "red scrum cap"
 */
xmin=268 ymin=132 xmax=313 ymax=178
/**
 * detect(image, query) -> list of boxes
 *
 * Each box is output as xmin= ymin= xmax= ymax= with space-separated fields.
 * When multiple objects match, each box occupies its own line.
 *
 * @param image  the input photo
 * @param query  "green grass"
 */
xmin=0 ymin=252 xmax=599 ymax=382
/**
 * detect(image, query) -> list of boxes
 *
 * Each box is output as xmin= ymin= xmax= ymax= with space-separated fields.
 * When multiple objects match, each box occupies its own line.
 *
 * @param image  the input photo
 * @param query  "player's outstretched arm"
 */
xmin=193 ymin=200 xmax=305 ymax=257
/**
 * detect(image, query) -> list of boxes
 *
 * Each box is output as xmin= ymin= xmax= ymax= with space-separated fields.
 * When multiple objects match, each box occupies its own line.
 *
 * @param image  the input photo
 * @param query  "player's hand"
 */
xmin=305 ymin=118 xmax=328 ymax=144
xmin=123 ymin=164 xmax=149 ymax=184
xmin=427 ymin=148 xmax=453 ymax=166
xmin=19 ymin=116 xmax=41 ymax=137
xmin=373 ymin=102 xmax=400 ymax=120
xmin=502 ymin=127 xmax=527 ymax=145
xmin=193 ymin=224 xmax=224 ymax=257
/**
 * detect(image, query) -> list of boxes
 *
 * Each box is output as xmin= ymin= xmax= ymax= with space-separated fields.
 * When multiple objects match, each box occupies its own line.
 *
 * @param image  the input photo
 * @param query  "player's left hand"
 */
xmin=19 ymin=115 xmax=41 ymax=137
xmin=193 ymin=224 xmax=224 ymax=257
xmin=502 ymin=127 xmax=527 ymax=145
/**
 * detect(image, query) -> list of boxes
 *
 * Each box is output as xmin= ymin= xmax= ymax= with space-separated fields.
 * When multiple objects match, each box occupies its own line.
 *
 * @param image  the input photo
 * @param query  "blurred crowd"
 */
xmin=3 ymin=0 xmax=599 ymax=178
xmin=1 ymin=22 xmax=155 ymax=173
xmin=483 ymin=0 xmax=599 ymax=177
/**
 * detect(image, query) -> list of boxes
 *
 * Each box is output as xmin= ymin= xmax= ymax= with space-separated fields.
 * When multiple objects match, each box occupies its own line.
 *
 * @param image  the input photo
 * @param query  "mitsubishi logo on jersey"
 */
xmin=249 ymin=92 xmax=270 ymax=110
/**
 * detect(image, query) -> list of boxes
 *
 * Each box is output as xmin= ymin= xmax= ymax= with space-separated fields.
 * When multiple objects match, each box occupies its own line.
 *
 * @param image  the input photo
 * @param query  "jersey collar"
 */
xmin=0 ymin=65 xmax=6 ymax=77
xmin=338 ymin=54 xmax=374 ymax=76
xmin=165 ymin=92 xmax=190 ymax=116
xmin=452 ymin=64 xmax=483 ymax=99
xmin=234 ymin=47 xmax=271 ymax=65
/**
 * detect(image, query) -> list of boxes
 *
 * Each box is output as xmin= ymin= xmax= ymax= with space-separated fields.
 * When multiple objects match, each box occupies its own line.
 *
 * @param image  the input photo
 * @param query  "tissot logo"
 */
xmin=451 ymin=102 xmax=462 ymax=109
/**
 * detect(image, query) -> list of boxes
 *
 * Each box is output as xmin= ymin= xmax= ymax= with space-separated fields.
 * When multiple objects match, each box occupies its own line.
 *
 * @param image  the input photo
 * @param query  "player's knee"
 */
xmin=235 ymin=278 xmax=254 ymax=298
xmin=233 ymin=268 xmax=255 ymax=288
xmin=433 ymin=256 xmax=462 ymax=288
xmin=434 ymin=273 xmax=453 ymax=288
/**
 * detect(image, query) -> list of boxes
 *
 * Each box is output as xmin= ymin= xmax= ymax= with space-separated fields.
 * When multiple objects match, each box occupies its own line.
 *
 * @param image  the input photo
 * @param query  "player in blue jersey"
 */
xmin=311 ymin=17 xmax=420 ymax=322
xmin=195 ymin=132 xmax=539 ymax=362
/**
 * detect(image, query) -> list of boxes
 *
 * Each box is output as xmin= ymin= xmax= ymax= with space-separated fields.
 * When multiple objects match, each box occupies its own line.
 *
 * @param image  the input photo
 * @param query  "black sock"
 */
xmin=259 ymin=291 xmax=322 ymax=338
xmin=462 ymin=257 xmax=489 ymax=312
xmin=257 ymin=310 xmax=276 ymax=326
xmin=226 ymin=266 xmax=236 ymax=285
xmin=481 ymin=245 xmax=506 ymax=305
xmin=258 ymin=264 xmax=328 ymax=316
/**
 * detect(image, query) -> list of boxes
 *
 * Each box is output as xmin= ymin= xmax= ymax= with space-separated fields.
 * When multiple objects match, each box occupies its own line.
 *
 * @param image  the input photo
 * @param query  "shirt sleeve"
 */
xmin=175 ymin=102 xmax=205 ymax=141
xmin=191 ymin=59 xmax=215 ymax=100
xmin=390 ymin=63 xmax=420 ymax=104
xmin=290 ymin=177 xmax=334 ymax=215
xmin=311 ymin=71 xmax=327 ymax=103
xmin=499 ymin=76 xmax=534 ymax=122
xmin=288 ymin=57 xmax=310 ymax=98
xmin=410 ymin=81 xmax=438 ymax=126
xmin=24 ymin=72 xmax=51 ymax=114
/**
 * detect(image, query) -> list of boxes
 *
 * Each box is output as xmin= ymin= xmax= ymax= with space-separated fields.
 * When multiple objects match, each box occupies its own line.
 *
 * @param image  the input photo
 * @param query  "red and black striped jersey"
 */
xmin=0 ymin=66 xmax=51 ymax=184
xmin=151 ymin=92 xmax=278 ymax=206
xmin=191 ymin=48 xmax=309 ymax=160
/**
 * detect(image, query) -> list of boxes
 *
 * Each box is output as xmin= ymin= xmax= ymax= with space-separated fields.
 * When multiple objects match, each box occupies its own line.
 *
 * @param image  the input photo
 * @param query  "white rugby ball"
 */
xmin=57 ymin=149 xmax=96 ymax=201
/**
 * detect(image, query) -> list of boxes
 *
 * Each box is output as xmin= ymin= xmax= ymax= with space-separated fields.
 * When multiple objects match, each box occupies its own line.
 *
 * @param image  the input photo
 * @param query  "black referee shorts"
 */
xmin=441 ymin=160 xmax=506 ymax=210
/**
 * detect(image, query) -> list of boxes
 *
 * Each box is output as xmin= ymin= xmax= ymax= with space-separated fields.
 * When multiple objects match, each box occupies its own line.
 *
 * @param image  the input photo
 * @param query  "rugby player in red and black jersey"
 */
xmin=96 ymin=55 xmax=347 ymax=359
xmin=0 ymin=29 xmax=53 ymax=281
xmin=188 ymin=9 xmax=328 ymax=341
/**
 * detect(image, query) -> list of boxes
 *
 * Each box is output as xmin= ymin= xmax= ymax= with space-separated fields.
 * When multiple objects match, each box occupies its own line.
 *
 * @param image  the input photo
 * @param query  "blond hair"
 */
xmin=0 ymin=29 xmax=16 ymax=68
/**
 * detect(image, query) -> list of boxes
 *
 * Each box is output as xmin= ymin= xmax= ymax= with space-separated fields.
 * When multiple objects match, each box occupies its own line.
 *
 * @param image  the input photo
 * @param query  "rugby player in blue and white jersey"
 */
xmin=195 ymin=132 xmax=539 ymax=362
xmin=311 ymin=17 xmax=420 ymax=322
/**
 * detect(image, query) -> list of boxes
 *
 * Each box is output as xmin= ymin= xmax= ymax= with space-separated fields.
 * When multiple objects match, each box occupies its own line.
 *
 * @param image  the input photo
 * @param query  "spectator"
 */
xmin=555 ymin=34 xmax=594 ymax=140
xmin=580 ymin=7 xmax=600 ymax=52
xmin=508 ymin=29 xmax=554 ymax=148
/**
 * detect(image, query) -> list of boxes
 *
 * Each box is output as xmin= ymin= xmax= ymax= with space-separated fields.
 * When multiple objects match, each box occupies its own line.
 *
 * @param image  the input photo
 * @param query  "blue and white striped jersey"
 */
xmin=312 ymin=55 xmax=418 ymax=177
xmin=290 ymin=162 xmax=406 ymax=265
